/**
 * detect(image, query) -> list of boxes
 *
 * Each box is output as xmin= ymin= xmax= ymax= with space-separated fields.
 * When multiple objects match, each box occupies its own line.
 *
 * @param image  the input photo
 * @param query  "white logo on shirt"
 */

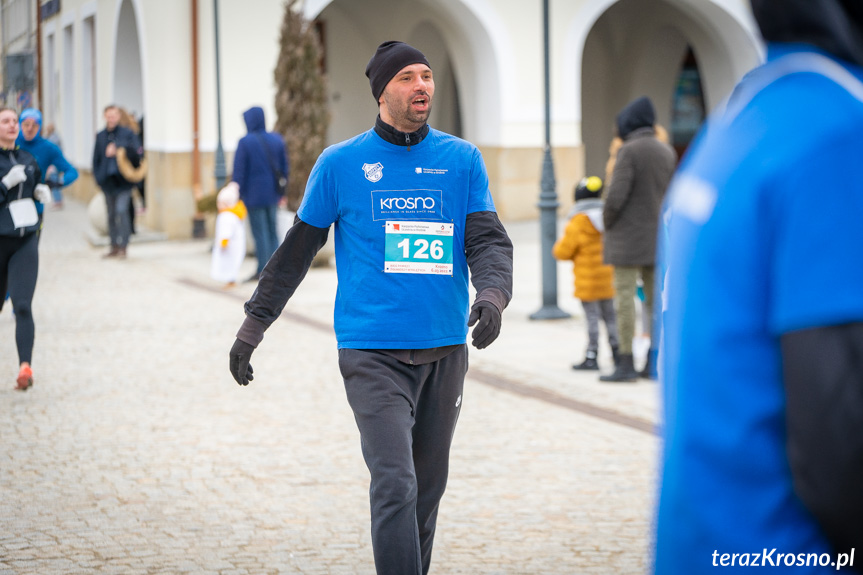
xmin=415 ymin=167 xmax=448 ymax=175
xmin=363 ymin=162 xmax=383 ymax=182
xmin=380 ymin=196 xmax=436 ymax=210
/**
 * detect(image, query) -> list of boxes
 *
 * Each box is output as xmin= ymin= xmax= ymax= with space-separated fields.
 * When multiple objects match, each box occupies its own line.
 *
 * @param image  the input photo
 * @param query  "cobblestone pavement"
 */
xmin=1 ymin=200 xmax=660 ymax=574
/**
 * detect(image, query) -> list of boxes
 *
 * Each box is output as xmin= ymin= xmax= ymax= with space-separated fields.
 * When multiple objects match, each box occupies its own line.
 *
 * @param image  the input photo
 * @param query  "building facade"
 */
xmin=2 ymin=0 xmax=40 ymax=110
xmin=24 ymin=0 xmax=762 ymax=237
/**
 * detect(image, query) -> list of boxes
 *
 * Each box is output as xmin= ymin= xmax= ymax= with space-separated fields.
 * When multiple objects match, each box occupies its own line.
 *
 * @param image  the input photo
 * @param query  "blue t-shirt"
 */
xmin=298 ymin=127 xmax=496 ymax=349
xmin=655 ymin=46 xmax=863 ymax=572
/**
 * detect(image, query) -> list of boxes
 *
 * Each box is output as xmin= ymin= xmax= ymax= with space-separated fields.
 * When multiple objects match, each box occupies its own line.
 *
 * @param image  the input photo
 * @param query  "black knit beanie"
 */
xmin=365 ymin=41 xmax=431 ymax=102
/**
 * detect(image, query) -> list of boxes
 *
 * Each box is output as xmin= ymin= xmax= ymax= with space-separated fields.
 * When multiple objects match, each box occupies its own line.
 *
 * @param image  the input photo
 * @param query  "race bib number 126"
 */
xmin=384 ymin=221 xmax=453 ymax=275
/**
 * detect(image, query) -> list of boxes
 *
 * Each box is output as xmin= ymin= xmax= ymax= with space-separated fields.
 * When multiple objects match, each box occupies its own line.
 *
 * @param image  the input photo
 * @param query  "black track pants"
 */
xmin=339 ymin=345 xmax=468 ymax=575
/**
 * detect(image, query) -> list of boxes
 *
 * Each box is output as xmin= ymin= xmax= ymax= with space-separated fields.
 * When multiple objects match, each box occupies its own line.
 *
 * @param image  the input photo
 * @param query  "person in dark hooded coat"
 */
xmin=655 ymin=1 xmax=863 ymax=570
xmin=600 ymin=96 xmax=676 ymax=382
xmin=231 ymin=106 xmax=288 ymax=281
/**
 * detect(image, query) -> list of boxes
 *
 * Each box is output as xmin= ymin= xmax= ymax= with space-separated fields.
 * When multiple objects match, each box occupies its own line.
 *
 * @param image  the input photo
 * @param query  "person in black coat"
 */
xmin=92 ymin=104 xmax=141 ymax=258
xmin=600 ymin=96 xmax=676 ymax=382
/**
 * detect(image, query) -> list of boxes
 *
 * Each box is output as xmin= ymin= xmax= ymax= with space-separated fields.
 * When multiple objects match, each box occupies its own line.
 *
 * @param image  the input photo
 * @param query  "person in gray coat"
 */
xmin=600 ymin=96 xmax=676 ymax=382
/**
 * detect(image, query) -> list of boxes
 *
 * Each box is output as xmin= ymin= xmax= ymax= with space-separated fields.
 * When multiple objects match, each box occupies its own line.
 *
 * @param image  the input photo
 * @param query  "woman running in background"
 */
xmin=0 ymin=106 xmax=51 ymax=390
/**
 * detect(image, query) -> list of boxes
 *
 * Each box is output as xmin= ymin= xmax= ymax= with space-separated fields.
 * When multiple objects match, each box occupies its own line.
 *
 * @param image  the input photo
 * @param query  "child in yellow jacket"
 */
xmin=553 ymin=177 xmax=619 ymax=370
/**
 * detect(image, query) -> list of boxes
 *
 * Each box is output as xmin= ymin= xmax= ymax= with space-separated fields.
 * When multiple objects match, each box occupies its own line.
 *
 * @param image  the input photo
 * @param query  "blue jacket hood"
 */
xmin=13 ymin=109 xmax=80 ymax=188
xmin=17 ymin=108 xmax=43 ymax=142
xmin=243 ymin=107 xmax=266 ymax=133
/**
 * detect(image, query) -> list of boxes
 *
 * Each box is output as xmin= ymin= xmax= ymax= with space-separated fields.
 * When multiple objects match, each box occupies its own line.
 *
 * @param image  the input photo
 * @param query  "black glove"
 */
xmin=229 ymin=338 xmax=255 ymax=386
xmin=468 ymin=301 xmax=502 ymax=350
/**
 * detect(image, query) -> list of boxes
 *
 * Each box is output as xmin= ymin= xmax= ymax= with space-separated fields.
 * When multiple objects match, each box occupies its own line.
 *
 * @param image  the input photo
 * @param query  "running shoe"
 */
xmin=15 ymin=365 xmax=33 ymax=391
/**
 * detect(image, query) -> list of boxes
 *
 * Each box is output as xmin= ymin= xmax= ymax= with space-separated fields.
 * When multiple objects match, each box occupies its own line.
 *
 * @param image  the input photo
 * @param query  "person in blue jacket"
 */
xmin=228 ymin=41 xmax=513 ymax=575
xmin=655 ymin=0 xmax=863 ymax=571
xmin=15 ymin=108 xmax=78 ymax=211
xmin=231 ymin=106 xmax=288 ymax=281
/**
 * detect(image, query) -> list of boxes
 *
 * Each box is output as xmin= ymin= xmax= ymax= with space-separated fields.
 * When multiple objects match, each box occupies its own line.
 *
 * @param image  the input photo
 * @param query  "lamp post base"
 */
xmin=529 ymin=305 xmax=571 ymax=320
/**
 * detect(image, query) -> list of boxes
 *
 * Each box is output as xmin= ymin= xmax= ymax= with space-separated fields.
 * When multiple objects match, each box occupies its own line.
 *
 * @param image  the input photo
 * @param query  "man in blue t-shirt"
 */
xmin=655 ymin=1 xmax=863 ymax=572
xmin=229 ymin=41 xmax=513 ymax=574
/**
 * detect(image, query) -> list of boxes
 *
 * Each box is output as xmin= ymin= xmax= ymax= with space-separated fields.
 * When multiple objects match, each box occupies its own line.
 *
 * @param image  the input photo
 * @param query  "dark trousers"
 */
xmin=0 ymin=231 xmax=39 ymax=364
xmin=338 ymin=346 xmax=468 ymax=575
xmin=582 ymin=298 xmax=619 ymax=353
xmin=104 ymin=189 xmax=133 ymax=248
xmin=247 ymin=205 xmax=279 ymax=275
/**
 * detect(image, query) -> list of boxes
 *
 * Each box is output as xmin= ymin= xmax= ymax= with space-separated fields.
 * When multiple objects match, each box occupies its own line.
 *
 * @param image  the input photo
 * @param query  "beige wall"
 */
xmin=481 ymin=145 xmax=583 ymax=221
xmin=62 ymin=172 xmax=98 ymax=204
xmin=143 ymin=148 xmax=237 ymax=238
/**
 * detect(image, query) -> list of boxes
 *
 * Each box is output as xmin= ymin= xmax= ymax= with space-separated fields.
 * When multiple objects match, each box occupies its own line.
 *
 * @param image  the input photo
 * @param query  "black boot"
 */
xmin=599 ymin=353 xmax=638 ymax=383
xmin=639 ymin=348 xmax=657 ymax=380
xmin=103 ymin=244 xmax=119 ymax=258
xmin=611 ymin=344 xmax=620 ymax=367
xmin=572 ymin=350 xmax=599 ymax=371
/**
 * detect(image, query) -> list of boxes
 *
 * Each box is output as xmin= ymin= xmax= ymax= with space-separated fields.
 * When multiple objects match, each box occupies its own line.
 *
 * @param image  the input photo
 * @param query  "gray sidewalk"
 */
xmin=1 ymin=199 xmax=659 ymax=574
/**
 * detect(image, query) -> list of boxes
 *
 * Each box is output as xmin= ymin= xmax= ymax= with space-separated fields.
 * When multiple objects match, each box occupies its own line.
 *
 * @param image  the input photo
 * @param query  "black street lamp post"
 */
xmin=213 ymin=0 xmax=227 ymax=191
xmin=530 ymin=0 xmax=569 ymax=320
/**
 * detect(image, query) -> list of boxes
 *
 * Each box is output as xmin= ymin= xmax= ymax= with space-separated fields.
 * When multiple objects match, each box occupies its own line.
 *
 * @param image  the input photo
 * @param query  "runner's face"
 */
xmin=21 ymin=118 xmax=40 ymax=141
xmin=379 ymin=63 xmax=434 ymax=133
xmin=0 ymin=111 xmax=19 ymax=147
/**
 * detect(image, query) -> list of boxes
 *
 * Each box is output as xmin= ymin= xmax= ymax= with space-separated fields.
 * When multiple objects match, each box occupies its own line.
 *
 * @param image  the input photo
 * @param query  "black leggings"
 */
xmin=0 ymin=232 xmax=39 ymax=364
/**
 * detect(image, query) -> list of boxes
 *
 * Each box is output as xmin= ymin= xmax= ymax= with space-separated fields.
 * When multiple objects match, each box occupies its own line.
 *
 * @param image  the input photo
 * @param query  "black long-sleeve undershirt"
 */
xmin=782 ymin=322 xmax=863 ymax=554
